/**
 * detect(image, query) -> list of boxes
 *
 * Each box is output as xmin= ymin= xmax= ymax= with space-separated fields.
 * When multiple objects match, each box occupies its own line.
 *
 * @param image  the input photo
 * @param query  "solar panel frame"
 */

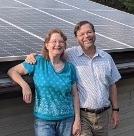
xmin=0 ymin=0 xmax=134 ymax=62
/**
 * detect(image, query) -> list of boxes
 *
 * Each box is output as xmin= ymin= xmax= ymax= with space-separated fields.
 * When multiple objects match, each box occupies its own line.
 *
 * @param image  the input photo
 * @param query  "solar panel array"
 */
xmin=0 ymin=0 xmax=134 ymax=61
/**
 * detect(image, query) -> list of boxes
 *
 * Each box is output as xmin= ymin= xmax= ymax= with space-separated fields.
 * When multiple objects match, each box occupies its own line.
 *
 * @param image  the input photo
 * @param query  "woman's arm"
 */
xmin=7 ymin=64 xmax=32 ymax=103
xmin=71 ymin=83 xmax=81 ymax=136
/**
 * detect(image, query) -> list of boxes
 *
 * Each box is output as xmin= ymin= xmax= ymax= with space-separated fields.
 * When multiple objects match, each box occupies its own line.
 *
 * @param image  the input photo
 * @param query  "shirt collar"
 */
xmin=95 ymin=49 xmax=104 ymax=58
xmin=76 ymin=46 xmax=104 ymax=58
xmin=76 ymin=46 xmax=84 ymax=56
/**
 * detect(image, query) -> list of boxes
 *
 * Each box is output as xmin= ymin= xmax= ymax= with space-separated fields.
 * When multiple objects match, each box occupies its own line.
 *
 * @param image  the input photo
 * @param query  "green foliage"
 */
xmin=90 ymin=0 xmax=134 ymax=14
xmin=123 ymin=0 xmax=134 ymax=13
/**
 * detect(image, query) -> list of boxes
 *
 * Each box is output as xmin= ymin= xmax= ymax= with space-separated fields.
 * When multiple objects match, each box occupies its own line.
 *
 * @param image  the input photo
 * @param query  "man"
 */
xmin=25 ymin=21 xmax=121 ymax=136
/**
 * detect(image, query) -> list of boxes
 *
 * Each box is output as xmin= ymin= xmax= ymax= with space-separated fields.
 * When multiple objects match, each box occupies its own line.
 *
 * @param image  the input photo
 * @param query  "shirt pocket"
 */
xmin=95 ymin=65 xmax=111 ymax=85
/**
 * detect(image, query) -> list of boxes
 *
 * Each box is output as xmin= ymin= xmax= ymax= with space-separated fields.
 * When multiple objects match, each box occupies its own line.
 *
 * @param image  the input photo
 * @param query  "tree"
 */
xmin=123 ymin=0 xmax=134 ymax=13
xmin=90 ymin=0 xmax=134 ymax=14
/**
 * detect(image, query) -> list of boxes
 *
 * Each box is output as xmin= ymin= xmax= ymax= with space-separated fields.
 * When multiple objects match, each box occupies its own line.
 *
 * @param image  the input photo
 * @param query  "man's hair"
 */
xmin=74 ymin=21 xmax=95 ymax=37
xmin=42 ymin=28 xmax=67 ymax=61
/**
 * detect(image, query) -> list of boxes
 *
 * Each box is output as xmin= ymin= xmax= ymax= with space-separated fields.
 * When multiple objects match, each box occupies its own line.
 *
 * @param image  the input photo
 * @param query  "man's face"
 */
xmin=76 ymin=23 xmax=96 ymax=49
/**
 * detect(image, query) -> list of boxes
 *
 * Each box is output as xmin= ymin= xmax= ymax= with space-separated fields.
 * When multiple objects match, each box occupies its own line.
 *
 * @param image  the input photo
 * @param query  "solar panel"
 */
xmin=0 ymin=0 xmax=134 ymax=62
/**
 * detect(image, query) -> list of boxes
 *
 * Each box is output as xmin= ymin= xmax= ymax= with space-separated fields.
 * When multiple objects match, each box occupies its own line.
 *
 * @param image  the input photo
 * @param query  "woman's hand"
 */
xmin=72 ymin=119 xmax=81 ymax=136
xmin=22 ymin=83 xmax=32 ymax=103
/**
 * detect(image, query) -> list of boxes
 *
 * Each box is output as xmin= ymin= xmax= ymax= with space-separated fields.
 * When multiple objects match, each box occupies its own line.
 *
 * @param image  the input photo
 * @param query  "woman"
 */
xmin=7 ymin=28 xmax=81 ymax=136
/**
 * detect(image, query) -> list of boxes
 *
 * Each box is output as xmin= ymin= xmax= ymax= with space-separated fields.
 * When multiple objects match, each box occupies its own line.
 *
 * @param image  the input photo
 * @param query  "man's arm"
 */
xmin=109 ymin=83 xmax=119 ymax=129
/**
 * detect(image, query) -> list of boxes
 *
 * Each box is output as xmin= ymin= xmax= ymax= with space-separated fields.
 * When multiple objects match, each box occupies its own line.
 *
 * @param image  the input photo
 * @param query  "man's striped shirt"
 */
xmin=66 ymin=46 xmax=121 ymax=109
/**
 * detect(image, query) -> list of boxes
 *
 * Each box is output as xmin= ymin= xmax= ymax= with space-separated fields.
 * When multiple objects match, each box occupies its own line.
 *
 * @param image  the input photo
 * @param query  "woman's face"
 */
xmin=46 ymin=33 xmax=65 ymax=56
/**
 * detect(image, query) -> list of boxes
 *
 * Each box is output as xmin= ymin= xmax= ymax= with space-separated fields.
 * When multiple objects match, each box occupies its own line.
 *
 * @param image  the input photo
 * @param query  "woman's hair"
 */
xmin=42 ymin=28 xmax=67 ymax=61
xmin=74 ymin=21 xmax=95 ymax=37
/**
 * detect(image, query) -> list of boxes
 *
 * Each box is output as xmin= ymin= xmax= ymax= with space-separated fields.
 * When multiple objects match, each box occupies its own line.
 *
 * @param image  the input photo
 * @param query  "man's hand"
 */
xmin=25 ymin=53 xmax=37 ymax=64
xmin=110 ymin=111 xmax=119 ymax=129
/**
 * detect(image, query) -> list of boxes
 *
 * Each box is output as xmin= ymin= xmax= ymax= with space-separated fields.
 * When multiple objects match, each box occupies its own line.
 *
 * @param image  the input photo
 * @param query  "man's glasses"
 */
xmin=77 ymin=31 xmax=93 ymax=37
